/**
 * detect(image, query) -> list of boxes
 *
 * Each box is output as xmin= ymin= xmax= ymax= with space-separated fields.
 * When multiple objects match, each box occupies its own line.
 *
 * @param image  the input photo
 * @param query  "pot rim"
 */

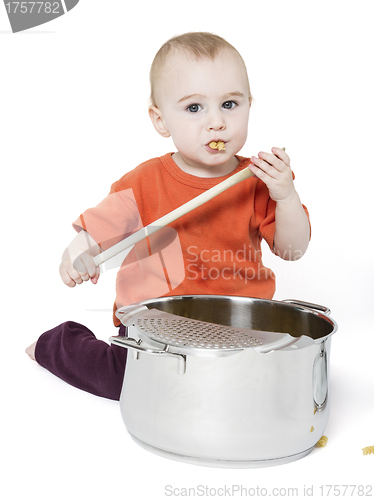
xmin=118 ymin=295 xmax=338 ymax=352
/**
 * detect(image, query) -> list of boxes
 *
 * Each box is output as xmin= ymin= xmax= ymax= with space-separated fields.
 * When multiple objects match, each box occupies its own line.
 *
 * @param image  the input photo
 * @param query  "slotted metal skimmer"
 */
xmin=116 ymin=306 xmax=305 ymax=356
xmin=135 ymin=314 xmax=263 ymax=350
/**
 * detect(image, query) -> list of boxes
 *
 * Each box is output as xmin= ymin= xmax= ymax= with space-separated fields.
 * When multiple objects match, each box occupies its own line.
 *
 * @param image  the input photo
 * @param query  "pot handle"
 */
xmin=313 ymin=341 xmax=328 ymax=410
xmin=115 ymin=304 xmax=150 ymax=326
xmin=282 ymin=299 xmax=331 ymax=316
xmin=109 ymin=335 xmax=186 ymax=375
xmin=254 ymin=334 xmax=300 ymax=354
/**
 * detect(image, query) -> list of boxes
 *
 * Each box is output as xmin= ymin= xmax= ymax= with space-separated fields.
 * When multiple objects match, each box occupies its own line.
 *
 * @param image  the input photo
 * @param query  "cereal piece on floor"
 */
xmin=362 ymin=446 xmax=374 ymax=455
xmin=315 ymin=435 xmax=328 ymax=447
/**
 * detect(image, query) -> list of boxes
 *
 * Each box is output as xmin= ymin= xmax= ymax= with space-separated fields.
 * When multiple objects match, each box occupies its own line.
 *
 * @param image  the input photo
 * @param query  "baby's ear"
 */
xmin=148 ymin=106 xmax=170 ymax=138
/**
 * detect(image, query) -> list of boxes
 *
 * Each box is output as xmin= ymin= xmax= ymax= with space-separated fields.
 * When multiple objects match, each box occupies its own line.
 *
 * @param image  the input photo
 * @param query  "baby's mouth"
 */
xmin=208 ymin=141 xmax=225 ymax=151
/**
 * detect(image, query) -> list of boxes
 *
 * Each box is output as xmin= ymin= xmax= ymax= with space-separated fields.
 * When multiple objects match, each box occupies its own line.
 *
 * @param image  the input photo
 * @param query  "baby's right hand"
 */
xmin=59 ymin=231 xmax=101 ymax=287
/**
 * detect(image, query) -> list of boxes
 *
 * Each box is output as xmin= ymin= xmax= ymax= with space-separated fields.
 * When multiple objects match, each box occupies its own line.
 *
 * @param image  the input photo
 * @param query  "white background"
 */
xmin=1 ymin=1 xmax=374 ymax=498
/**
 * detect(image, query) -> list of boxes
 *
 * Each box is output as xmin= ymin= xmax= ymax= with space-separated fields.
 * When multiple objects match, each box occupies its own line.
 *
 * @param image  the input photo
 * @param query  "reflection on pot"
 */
xmin=111 ymin=295 xmax=338 ymax=468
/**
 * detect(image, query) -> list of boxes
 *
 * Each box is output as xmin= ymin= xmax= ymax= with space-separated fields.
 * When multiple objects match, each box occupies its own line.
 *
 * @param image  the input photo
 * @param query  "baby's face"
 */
xmin=152 ymin=49 xmax=250 ymax=176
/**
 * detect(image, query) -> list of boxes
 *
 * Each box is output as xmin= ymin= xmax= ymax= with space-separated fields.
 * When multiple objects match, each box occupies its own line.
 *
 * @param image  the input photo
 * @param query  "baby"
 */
xmin=26 ymin=32 xmax=310 ymax=400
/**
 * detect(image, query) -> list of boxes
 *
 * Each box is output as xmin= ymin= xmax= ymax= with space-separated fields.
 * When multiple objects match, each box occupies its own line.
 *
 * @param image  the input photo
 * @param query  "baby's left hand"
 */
xmin=249 ymin=147 xmax=296 ymax=203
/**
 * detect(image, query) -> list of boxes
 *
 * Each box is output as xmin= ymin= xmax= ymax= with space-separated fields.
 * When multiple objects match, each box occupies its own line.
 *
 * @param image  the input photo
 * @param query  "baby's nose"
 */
xmin=207 ymin=111 xmax=226 ymax=131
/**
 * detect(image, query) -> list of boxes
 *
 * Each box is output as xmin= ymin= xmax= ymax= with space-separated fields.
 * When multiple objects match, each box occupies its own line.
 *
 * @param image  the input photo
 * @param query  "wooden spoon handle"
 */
xmin=93 ymin=166 xmax=254 ymax=266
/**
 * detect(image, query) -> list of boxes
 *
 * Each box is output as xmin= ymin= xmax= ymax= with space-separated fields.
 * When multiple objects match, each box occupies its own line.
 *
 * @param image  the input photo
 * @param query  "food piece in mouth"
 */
xmin=209 ymin=141 xmax=225 ymax=150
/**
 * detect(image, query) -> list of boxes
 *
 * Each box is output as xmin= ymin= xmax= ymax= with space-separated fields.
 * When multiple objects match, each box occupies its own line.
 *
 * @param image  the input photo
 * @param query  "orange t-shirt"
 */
xmin=73 ymin=153 xmax=308 ymax=326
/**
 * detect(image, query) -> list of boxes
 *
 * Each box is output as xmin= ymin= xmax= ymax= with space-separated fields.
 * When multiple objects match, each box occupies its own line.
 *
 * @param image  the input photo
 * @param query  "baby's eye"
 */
xmin=186 ymin=104 xmax=202 ymax=113
xmin=222 ymin=101 xmax=237 ymax=109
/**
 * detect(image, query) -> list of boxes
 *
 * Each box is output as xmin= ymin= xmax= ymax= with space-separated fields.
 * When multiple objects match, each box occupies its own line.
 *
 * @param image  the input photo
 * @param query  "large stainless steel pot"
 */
xmin=111 ymin=295 xmax=337 ymax=468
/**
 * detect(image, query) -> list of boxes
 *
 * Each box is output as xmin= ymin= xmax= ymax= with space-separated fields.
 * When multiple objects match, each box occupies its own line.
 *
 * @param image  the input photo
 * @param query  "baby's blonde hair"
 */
xmin=150 ymin=32 xmax=252 ymax=107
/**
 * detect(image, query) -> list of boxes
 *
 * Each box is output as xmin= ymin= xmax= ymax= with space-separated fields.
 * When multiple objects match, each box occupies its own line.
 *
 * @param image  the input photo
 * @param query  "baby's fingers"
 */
xmin=70 ymin=256 xmax=88 ymax=281
xmin=272 ymin=147 xmax=290 ymax=166
xmin=90 ymin=270 xmax=100 ymax=284
xmin=59 ymin=263 xmax=81 ymax=287
xmin=74 ymin=252 xmax=100 ymax=284
xmin=250 ymin=156 xmax=277 ymax=179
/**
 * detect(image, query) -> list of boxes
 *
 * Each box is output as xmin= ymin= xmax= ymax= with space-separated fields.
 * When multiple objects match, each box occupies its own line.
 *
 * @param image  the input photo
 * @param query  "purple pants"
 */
xmin=35 ymin=321 xmax=128 ymax=401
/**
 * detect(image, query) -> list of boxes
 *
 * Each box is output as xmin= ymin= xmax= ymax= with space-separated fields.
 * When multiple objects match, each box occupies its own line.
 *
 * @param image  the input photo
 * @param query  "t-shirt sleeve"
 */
xmin=258 ymin=196 xmax=277 ymax=250
xmin=72 ymin=187 xmax=143 ymax=250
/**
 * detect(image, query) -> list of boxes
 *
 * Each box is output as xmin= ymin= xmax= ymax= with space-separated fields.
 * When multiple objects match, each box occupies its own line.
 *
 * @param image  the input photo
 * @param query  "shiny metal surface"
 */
xmin=281 ymin=299 xmax=331 ymax=316
xmin=114 ymin=305 xmax=312 ymax=357
xmin=114 ymin=295 xmax=337 ymax=468
xmin=128 ymin=435 xmax=315 ymax=469
xmin=313 ymin=341 xmax=328 ymax=410
xmin=135 ymin=313 xmax=264 ymax=349
xmin=125 ymin=295 xmax=336 ymax=341
xmin=110 ymin=336 xmax=186 ymax=375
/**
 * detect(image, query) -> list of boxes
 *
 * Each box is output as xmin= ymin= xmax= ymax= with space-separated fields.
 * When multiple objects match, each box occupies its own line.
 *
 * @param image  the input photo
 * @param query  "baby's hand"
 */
xmin=60 ymin=250 xmax=100 ymax=287
xmin=249 ymin=147 xmax=296 ymax=203
xmin=59 ymin=231 xmax=101 ymax=287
